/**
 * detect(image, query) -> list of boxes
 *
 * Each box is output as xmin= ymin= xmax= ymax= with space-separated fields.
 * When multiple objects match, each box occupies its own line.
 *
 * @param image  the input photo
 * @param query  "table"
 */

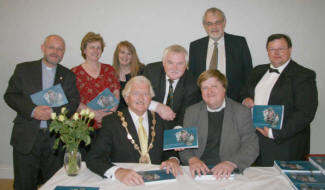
xmin=40 ymin=163 xmax=294 ymax=190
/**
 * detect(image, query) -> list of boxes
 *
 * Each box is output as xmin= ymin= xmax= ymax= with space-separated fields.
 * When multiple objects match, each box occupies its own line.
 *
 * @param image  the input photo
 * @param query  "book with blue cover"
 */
xmin=274 ymin=160 xmax=321 ymax=173
xmin=30 ymin=84 xmax=68 ymax=107
xmin=137 ymin=169 xmax=176 ymax=185
xmin=309 ymin=156 xmax=325 ymax=175
xmin=163 ymin=127 xmax=198 ymax=150
xmin=54 ymin=186 xmax=98 ymax=190
xmin=293 ymin=183 xmax=325 ymax=190
xmin=252 ymin=105 xmax=284 ymax=130
xmin=284 ymin=172 xmax=325 ymax=186
xmin=86 ymin=88 xmax=119 ymax=111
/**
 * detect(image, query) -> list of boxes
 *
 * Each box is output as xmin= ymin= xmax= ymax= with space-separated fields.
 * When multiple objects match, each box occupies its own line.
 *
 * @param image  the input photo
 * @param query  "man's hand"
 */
xmin=188 ymin=157 xmax=209 ymax=178
xmin=33 ymin=106 xmax=52 ymax=120
xmin=211 ymin=161 xmax=236 ymax=179
xmin=115 ymin=168 xmax=144 ymax=186
xmin=156 ymin=103 xmax=176 ymax=121
xmin=242 ymin=98 xmax=254 ymax=108
xmin=257 ymin=127 xmax=270 ymax=138
xmin=160 ymin=158 xmax=183 ymax=177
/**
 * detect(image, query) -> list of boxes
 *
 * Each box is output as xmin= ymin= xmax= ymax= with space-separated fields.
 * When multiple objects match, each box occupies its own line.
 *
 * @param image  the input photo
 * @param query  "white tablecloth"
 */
xmin=40 ymin=162 xmax=294 ymax=190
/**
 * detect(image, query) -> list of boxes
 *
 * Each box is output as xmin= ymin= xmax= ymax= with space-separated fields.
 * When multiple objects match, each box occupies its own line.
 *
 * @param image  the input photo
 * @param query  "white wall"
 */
xmin=0 ymin=0 xmax=324 ymax=178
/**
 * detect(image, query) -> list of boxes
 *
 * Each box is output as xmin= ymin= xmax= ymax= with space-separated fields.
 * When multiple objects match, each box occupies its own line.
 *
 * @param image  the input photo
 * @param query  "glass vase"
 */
xmin=64 ymin=149 xmax=81 ymax=176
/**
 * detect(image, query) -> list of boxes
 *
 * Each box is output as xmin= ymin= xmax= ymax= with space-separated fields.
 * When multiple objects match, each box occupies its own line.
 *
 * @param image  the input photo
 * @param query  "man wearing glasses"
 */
xmin=188 ymin=7 xmax=252 ymax=102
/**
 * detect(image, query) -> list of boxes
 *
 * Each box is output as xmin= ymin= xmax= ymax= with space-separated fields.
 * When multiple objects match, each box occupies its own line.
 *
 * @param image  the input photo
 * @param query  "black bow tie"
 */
xmin=269 ymin=68 xmax=280 ymax=74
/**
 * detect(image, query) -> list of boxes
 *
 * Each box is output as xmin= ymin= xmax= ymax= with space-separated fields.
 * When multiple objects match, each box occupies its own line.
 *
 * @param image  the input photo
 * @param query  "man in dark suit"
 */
xmin=241 ymin=33 xmax=318 ymax=166
xmin=86 ymin=76 xmax=181 ymax=186
xmin=4 ymin=35 xmax=80 ymax=190
xmin=143 ymin=45 xmax=201 ymax=130
xmin=179 ymin=70 xmax=258 ymax=179
xmin=189 ymin=7 xmax=252 ymax=102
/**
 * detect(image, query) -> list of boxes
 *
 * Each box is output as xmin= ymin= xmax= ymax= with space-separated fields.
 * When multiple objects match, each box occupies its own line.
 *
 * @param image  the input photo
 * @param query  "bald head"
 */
xmin=41 ymin=34 xmax=65 ymax=67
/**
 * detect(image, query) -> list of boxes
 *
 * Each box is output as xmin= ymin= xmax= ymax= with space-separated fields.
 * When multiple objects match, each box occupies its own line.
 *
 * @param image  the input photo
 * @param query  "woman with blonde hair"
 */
xmin=112 ymin=41 xmax=144 ymax=109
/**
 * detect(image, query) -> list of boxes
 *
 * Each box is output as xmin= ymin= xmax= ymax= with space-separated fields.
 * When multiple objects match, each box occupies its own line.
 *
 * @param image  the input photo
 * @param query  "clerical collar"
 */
xmin=207 ymin=99 xmax=226 ymax=112
xmin=42 ymin=60 xmax=57 ymax=70
xmin=270 ymin=59 xmax=290 ymax=74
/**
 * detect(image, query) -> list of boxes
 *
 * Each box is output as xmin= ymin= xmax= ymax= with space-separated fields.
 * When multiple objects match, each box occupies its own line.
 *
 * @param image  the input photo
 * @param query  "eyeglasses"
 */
xmin=268 ymin=48 xmax=288 ymax=53
xmin=204 ymin=20 xmax=224 ymax=27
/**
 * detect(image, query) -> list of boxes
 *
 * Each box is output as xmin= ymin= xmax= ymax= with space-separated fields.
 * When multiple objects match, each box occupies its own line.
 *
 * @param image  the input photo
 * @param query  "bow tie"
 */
xmin=269 ymin=67 xmax=280 ymax=74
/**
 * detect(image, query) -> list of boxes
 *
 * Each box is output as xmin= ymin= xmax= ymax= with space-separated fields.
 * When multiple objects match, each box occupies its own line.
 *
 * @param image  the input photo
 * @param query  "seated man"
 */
xmin=143 ymin=44 xmax=201 ymax=129
xmin=86 ymin=76 xmax=181 ymax=186
xmin=179 ymin=70 xmax=258 ymax=179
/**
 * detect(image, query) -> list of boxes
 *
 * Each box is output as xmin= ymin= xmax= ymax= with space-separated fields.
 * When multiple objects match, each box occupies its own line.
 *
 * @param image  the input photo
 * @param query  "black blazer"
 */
xmin=189 ymin=33 xmax=252 ymax=102
xmin=86 ymin=109 xmax=167 ymax=177
xmin=241 ymin=60 xmax=318 ymax=166
xmin=143 ymin=62 xmax=201 ymax=129
xmin=4 ymin=59 xmax=80 ymax=154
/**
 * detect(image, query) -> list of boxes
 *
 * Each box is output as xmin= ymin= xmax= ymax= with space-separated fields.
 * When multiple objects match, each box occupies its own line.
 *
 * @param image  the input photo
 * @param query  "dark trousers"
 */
xmin=13 ymin=129 xmax=64 ymax=190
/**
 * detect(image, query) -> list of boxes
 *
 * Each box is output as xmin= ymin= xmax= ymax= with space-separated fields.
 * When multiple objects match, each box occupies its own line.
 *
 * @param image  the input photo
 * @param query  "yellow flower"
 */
xmin=58 ymin=115 xmax=65 ymax=122
xmin=61 ymin=107 xmax=66 ymax=114
xmin=51 ymin=112 xmax=57 ymax=120
xmin=80 ymin=109 xmax=86 ymax=116
xmin=73 ymin=113 xmax=79 ymax=120
xmin=89 ymin=112 xmax=95 ymax=119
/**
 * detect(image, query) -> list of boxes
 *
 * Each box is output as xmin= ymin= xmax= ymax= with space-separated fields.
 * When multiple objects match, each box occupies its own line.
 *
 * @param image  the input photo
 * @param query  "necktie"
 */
xmin=269 ymin=67 xmax=280 ymax=74
xmin=209 ymin=41 xmax=218 ymax=70
xmin=138 ymin=117 xmax=151 ymax=163
xmin=166 ymin=79 xmax=174 ymax=108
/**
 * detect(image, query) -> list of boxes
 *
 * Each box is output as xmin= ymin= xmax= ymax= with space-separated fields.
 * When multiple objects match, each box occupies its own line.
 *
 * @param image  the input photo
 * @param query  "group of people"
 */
xmin=4 ymin=7 xmax=318 ymax=189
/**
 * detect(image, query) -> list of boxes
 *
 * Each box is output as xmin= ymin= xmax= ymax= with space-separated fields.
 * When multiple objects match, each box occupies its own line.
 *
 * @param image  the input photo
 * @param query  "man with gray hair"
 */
xmin=143 ymin=44 xmax=201 ymax=130
xmin=189 ymin=7 xmax=252 ymax=102
xmin=4 ymin=35 xmax=80 ymax=190
xmin=86 ymin=76 xmax=181 ymax=186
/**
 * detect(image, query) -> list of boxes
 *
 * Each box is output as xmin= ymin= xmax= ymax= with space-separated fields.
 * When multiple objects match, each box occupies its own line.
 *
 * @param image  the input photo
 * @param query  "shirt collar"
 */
xmin=128 ymin=108 xmax=148 ymax=123
xmin=270 ymin=59 xmax=290 ymax=74
xmin=209 ymin=35 xmax=225 ymax=46
xmin=207 ymin=98 xmax=226 ymax=112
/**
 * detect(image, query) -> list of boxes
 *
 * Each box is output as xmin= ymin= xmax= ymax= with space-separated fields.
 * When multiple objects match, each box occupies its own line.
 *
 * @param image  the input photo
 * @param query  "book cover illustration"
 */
xmin=54 ymin=186 xmax=99 ymax=190
xmin=274 ymin=160 xmax=321 ymax=173
xmin=30 ymin=84 xmax=68 ymax=107
xmin=137 ymin=169 xmax=176 ymax=184
xmin=163 ymin=128 xmax=198 ymax=150
xmin=87 ymin=88 xmax=119 ymax=111
xmin=293 ymin=183 xmax=325 ymax=190
xmin=252 ymin=105 xmax=284 ymax=130
xmin=285 ymin=172 xmax=325 ymax=185
xmin=309 ymin=156 xmax=325 ymax=174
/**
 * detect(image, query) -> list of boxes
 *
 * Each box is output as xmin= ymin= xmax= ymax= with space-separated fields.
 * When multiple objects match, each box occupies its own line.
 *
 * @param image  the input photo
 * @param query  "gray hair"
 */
xmin=202 ymin=7 xmax=226 ymax=24
xmin=162 ymin=44 xmax=189 ymax=64
xmin=43 ymin=34 xmax=65 ymax=48
xmin=122 ymin=76 xmax=155 ymax=99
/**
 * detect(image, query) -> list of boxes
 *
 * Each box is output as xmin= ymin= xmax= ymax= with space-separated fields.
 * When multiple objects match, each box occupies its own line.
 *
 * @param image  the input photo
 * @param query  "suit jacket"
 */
xmin=86 ymin=109 xmax=168 ymax=177
xmin=179 ymin=98 xmax=259 ymax=170
xmin=189 ymin=33 xmax=252 ymax=102
xmin=240 ymin=60 xmax=318 ymax=166
xmin=4 ymin=59 xmax=80 ymax=154
xmin=143 ymin=62 xmax=201 ymax=129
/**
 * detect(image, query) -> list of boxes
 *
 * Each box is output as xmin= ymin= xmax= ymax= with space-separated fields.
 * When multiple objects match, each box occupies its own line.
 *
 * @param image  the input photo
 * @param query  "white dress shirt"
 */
xmin=254 ymin=59 xmax=290 ymax=138
xmin=149 ymin=75 xmax=179 ymax=111
xmin=206 ymin=36 xmax=226 ymax=75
